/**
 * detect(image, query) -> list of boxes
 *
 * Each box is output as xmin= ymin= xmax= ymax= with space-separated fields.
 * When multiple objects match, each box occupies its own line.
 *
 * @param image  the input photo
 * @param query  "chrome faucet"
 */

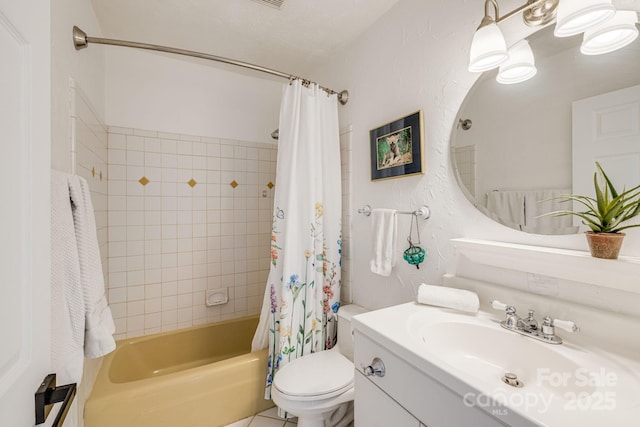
xmin=522 ymin=309 xmax=539 ymax=331
xmin=490 ymin=300 xmax=579 ymax=345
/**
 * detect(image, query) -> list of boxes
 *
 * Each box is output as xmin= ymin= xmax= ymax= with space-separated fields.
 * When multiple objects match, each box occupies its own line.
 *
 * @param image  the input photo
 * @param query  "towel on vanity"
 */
xmin=417 ymin=284 xmax=479 ymax=313
xmin=51 ymin=171 xmax=86 ymax=384
xmin=369 ymin=208 xmax=398 ymax=276
xmin=67 ymin=174 xmax=116 ymax=359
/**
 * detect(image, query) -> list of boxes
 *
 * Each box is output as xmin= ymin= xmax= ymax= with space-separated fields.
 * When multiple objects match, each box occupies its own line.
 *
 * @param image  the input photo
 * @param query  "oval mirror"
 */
xmin=451 ymin=23 xmax=640 ymax=235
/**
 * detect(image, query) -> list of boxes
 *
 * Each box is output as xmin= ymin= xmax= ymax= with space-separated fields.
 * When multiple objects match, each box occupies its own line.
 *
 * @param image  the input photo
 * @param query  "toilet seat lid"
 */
xmin=274 ymin=350 xmax=354 ymax=398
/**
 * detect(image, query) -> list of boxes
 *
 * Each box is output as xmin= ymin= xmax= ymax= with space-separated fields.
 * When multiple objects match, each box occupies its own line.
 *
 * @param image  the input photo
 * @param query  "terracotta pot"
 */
xmin=585 ymin=232 xmax=625 ymax=259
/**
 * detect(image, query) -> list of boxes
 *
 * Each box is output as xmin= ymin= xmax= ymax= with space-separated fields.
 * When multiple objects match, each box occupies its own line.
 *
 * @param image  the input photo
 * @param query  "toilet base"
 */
xmin=281 ymin=401 xmax=353 ymax=427
xmin=297 ymin=415 xmax=326 ymax=427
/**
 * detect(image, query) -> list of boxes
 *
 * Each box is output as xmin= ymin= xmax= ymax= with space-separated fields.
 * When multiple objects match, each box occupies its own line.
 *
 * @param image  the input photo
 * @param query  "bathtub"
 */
xmin=85 ymin=315 xmax=274 ymax=427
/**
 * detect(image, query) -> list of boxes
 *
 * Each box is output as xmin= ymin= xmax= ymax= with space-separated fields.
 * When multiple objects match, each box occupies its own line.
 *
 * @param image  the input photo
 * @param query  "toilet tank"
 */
xmin=336 ymin=304 xmax=367 ymax=361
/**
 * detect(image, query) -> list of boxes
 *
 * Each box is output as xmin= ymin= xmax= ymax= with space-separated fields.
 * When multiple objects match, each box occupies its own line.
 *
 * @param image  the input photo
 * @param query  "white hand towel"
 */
xmin=51 ymin=171 xmax=85 ymax=384
xmin=486 ymin=190 xmax=526 ymax=229
xmin=67 ymin=175 xmax=116 ymax=359
xmin=417 ymin=284 xmax=479 ymax=313
xmin=369 ymin=209 xmax=397 ymax=276
xmin=524 ymin=189 xmax=578 ymax=235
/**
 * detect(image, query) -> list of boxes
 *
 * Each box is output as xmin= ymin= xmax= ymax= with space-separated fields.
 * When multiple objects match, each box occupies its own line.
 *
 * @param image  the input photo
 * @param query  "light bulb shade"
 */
xmin=554 ymin=0 xmax=616 ymax=37
xmin=469 ymin=22 xmax=509 ymax=72
xmin=581 ymin=10 xmax=639 ymax=55
xmin=496 ymin=40 xmax=537 ymax=84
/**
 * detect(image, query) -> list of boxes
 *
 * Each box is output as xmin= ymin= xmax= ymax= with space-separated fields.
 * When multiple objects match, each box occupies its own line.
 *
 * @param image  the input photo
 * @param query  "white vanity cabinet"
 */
xmin=354 ymin=371 xmax=422 ymax=427
xmin=353 ymin=331 xmax=509 ymax=427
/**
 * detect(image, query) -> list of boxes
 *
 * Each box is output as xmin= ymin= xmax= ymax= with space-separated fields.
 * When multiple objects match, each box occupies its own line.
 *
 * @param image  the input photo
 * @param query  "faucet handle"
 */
xmin=542 ymin=316 xmax=579 ymax=334
xmin=552 ymin=318 xmax=579 ymax=333
xmin=490 ymin=300 xmax=508 ymax=311
xmin=491 ymin=300 xmax=517 ymax=316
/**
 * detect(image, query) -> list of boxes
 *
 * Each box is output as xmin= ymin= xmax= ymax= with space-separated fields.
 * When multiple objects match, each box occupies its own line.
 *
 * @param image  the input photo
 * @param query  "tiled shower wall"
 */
xmin=340 ymin=127 xmax=353 ymax=304
xmin=70 ymin=82 xmax=108 ymax=427
xmin=453 ymin=145 xmax=476 ymax=198
xmin=72 ymin=83 xmax=108 ymax=280
xmin=107 ymin=127 xmax=276 ymax=339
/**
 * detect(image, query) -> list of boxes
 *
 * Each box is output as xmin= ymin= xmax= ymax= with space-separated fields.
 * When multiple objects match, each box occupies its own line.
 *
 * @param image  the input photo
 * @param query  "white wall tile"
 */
xmin=127 ymin=150 xmax=144 ymax=166
xmin=108 ymin=126 xmax=275 ymax=337
xmin=145 ymin=312 xmax=162 ymax=328
xmin=126 ymin=135 xmax=144 ymax=151
xmin=145 ymin=298 xmax=162 ymax=314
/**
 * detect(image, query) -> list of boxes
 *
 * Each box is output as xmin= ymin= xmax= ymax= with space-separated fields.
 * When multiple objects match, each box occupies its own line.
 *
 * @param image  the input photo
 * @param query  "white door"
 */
xmin=0 ymin=1 xmax=51 ymax=426
xmin=572 ymin=85 xmax=640 ymax=206
xmin=572 ymin=85 xmax=640 ymax=254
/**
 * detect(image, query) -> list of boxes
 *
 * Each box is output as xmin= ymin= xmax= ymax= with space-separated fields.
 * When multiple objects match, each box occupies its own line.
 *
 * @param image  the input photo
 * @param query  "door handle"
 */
xmin=35 ymin=374 xmax=77 ymax=426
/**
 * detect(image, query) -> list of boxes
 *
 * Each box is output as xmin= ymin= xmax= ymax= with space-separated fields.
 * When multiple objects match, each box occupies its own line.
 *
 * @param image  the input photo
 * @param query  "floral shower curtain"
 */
xmin=251 ymin=79 xmax=342 ymax=399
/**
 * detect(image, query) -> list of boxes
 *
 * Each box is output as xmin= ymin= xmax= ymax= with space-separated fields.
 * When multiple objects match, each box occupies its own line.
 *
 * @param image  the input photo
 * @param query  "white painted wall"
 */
xmin=52 ymin=0 xmax=106 ymax=173
xmin=105 ymin=48 xmax=282 ymax=143
xmin=311 ymin=0 xmax=640 ymax=310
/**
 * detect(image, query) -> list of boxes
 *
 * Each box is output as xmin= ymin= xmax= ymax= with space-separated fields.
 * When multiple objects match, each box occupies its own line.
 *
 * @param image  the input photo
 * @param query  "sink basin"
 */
xmin=406 ymin=308 xmax=640 ymax=414
xmin=413 ymin=320 xmax=590 ymax=398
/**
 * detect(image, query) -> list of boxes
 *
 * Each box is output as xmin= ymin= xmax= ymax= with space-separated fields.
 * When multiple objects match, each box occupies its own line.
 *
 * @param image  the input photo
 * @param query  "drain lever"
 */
xmin=502 ymin=372 xmax=524 ymax=388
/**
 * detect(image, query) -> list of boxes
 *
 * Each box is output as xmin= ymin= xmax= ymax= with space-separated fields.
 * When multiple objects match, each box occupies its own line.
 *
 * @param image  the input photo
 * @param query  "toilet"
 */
xmin=271 ymin=304 xmax=367 ymax=427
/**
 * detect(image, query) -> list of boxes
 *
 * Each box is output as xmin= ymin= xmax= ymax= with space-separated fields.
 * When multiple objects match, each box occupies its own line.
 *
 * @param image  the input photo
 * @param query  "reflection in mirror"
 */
xmin=452 ymin=23 xmax=640 ymax=235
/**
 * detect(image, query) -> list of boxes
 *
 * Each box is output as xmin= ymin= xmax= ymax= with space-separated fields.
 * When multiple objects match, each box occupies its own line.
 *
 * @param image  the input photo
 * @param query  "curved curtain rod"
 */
xmin=72 ymin=26 xmax=349 ymax=105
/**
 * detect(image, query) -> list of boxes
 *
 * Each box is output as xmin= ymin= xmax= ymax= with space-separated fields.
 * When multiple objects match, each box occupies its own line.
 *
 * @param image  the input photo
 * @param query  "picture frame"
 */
xmin=369 ymin=110 xmax=424 ymax=181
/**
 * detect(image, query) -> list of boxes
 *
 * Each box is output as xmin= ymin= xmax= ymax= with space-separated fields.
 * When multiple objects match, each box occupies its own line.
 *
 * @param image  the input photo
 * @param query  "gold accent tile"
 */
xmin=100 ymin=171 xmax=103 ymax=181
xmin=91 ymin=167 xmax=95 ymax=177
xmin=267 ymin=182 xmax=274 ymax=189
xmin=230 ymin=180 xmax=238 ymax=189
xmin=188 ymin=178 xmax=197 ymax=188
xmin=139 ymin=176 xmax=150 ymax=186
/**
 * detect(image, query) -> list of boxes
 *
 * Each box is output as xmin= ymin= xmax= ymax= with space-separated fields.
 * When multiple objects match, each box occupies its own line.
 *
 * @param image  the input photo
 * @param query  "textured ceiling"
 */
xmin=90 ymin=0 xmax=399 ymax=77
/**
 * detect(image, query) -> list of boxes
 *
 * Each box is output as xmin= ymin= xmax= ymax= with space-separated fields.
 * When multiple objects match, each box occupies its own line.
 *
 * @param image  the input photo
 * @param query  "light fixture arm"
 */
xmin=485 ymin=0 xmax=559 ymax=25
xmin=497 ymin=0 xmax=539 ymax=23
xmin=479 ymin=0 xmax=501 ymax=28
xmin=485 ymin=0 xmax=500 ymax=20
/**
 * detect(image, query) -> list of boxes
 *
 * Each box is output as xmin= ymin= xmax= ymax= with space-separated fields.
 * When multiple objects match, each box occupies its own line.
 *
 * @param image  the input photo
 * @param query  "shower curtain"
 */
xmin=251 ymin=80 xmax=342 ymax=399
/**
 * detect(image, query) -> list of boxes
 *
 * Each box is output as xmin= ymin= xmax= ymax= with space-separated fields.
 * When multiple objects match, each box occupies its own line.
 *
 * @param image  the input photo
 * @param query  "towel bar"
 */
xmin=357 ymin=205 xmax=430 ymax=220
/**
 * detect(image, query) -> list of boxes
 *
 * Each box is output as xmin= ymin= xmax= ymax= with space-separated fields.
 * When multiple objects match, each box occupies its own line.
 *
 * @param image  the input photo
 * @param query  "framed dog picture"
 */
xmin=370 ymin=110 xmax=424 ymax=181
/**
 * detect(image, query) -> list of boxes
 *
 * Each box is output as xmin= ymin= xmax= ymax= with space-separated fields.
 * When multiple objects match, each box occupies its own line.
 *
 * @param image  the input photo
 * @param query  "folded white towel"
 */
xmin=68 ymin=175 xmax=116 ymax=359
xmin=417 ymin=284 xmax=479 ymax=313
xmin=369 ymin=209 xmax=397 ymax=276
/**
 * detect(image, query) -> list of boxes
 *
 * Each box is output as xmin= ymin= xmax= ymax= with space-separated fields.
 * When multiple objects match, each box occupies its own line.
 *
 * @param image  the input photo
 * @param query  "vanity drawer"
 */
xmin=354 ymin=331 xmax=509 ymax=427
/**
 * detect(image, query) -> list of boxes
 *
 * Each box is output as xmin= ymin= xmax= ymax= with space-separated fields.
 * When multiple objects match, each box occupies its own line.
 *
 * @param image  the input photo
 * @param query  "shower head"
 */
xmin=271 ymin=129 xmax=279 ymax=140
xmin=458 ymin=118 xmax=472 ymax=131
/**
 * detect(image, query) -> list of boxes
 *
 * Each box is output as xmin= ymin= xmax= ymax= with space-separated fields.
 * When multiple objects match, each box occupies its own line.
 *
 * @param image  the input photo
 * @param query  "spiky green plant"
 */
xmin=545 ymin=162 xmax=640 ymax=233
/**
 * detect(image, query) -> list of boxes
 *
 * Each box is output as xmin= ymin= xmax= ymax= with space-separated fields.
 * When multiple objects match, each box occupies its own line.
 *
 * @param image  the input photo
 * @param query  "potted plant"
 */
xmin=545 ymin=162 xmax=640 ymax=259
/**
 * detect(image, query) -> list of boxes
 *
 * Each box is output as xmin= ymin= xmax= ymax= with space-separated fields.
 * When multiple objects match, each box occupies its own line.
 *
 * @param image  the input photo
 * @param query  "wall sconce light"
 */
xmin=580 ymin=9 xmax=639 ymax=55
xmin=469 ymin=0 xmax=559 ymax=73
xmin=468 ymin=0 xmax=509 ymax=72
xmin=554 ymin=0 xmax=616 ymax=37
xmin=469 ymin=0 xmax=640 ymax=80
xmin=497 ymin=39 xmax=537 ymax=84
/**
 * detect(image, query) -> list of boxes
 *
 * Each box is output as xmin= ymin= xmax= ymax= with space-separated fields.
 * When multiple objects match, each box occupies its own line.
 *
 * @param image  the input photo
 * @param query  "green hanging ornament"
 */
xmin=403 ymin=214 xmax=425 ymax=269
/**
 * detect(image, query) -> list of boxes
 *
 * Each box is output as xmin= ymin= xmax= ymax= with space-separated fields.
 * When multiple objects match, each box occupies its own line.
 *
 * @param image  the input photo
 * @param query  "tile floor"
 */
xmin=224 ymin=407 xmax=297 ymax=427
